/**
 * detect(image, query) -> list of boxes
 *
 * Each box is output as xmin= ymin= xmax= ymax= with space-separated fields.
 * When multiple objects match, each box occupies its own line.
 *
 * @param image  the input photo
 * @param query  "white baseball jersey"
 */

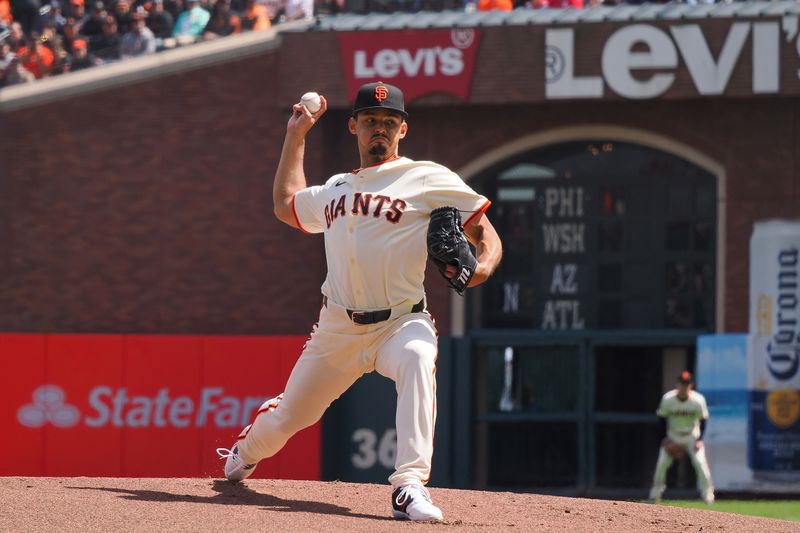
xmin=234 ymin=155 xmax=490 ymax=490
xmin=656 ymin=389 xmax=709 ymax=440
xmin=292 ymin=156 xmax=490 ymax=310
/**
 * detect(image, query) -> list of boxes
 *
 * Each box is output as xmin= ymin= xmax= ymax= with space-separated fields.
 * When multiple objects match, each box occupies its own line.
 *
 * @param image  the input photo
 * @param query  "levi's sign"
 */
xmin=545 ymin=18 xmax=800 ymax=100
xmin=338 ymin=29 xmax=481 ymax=103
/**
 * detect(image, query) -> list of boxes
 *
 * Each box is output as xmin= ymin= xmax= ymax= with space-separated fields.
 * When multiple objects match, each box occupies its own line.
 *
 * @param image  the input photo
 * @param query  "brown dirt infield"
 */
xmin=1 ymin=477 xmax=799 ymax=532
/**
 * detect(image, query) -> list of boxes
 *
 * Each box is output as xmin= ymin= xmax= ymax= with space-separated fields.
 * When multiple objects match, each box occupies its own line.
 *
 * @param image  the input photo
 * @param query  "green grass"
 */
xmin=658 ymin=500 xmax=800 ymax=522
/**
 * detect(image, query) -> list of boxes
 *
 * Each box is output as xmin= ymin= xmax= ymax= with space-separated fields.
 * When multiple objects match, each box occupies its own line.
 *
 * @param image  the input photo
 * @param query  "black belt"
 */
xmin=323 ymin=296 xmax=425 ymax=325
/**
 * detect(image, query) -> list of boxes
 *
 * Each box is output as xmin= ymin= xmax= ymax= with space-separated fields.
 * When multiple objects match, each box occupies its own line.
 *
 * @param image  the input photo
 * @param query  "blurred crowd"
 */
xmin=359 ymin=0 xmax=771 ymax=15
xmin=0 ymin=0 xmax=779 ymax=87
xmin=0 ymin=0 xmax=313 ymax=86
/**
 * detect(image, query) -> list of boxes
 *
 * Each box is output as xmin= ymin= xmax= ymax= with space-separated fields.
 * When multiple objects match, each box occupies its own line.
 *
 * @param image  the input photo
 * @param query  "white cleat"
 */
xmin=702 ymin=490 xmax=715 ymax=505
xmin=216 ymin=444 xmax=257 ymax=482
xmin=391 ymin=484 xmax=444 ymax=522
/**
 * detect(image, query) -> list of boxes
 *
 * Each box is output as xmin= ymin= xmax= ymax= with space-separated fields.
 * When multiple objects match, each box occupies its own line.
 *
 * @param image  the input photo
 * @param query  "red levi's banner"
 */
xmin=0 ymin=334 xmax=320 ymax=479
xmin=338 ymin=29 xmax=481 ymax=103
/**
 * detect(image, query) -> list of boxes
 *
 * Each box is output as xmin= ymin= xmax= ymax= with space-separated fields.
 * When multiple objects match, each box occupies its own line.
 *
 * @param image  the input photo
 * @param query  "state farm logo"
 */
xmin=16 ymin=385 xmax=269 ymax=429
xmin=353 ymin=29 xmax=476 ymax=79
xmin=17 ymin=385 xmax=81 ymax=428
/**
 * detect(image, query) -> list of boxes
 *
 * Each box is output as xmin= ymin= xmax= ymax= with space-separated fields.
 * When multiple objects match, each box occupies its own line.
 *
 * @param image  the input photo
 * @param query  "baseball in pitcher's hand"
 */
xmin=694 ymin=440 xmax=704 ymax=450
xmin=287 ymin=95 xmax=328 ymax=135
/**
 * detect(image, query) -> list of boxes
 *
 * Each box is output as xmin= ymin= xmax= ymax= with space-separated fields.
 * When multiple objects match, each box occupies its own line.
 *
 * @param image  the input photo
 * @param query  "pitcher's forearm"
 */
xmin=273 ymin=133 xmax=308 ymax=225
xmin=470 ymin=237 xmax=502 ymax=287
xmin=465 ymin=215 xmax=502 ymax=287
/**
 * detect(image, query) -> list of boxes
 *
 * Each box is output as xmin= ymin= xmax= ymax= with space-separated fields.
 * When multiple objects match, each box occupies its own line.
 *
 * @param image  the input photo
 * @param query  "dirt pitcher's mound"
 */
xmin=1 ymin=477 xmax=798 ymax=532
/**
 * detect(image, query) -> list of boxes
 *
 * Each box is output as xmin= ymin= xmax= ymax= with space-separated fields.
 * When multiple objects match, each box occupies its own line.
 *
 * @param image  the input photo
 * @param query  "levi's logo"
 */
xmin=375 ymin=85 xmax=389 ymax=102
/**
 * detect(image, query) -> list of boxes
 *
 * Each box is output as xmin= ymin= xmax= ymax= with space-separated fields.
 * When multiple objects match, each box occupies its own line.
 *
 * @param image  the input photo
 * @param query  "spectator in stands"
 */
xmin=262 ymin=0 xmax=282 ymax=23
xmin=35 ymin=0 xmax=67 ymax=35
xmin=17 ymin=33 xmax=54 ymax=78
xmin=113 ymin=0 xmax=133 ymax=32
xmin=2 ymin=48 xmax=35 ymax=84
xmin=0 ymin=0 xmax=12 ymax=25
xmin=11 ymin=0 xmax=41 ymax=34
xmin=79 ymin=1 xmax=106 ymax=40
xmin=90 ymin=14 xmax=120 ymax=62
xmin=283 ymin=0 xmax=313 ymax=21
xmin=6 ymin=21 xmax=24 ymax=51
xmin=64 ymin=35 xmax=93 ymax=69
xmin=477 ymin=0 xmax=511 ymax=10
xmin=162 ymin=0 xmax=183 ymax=23
xmin=0 ymin=38 xmax=15 ymax=86
xmin=67 ymin=0 xmax=86 ymax=22
xmin=0 ymin=35 xmax=8 ymax=66
xmin=59 ymin=15 xmax=78 ymax=52
xmin=239 ymin=0 xmax=269 ymax=32
xmin=411 ymin=0 xmax=460 ymax=12
xmin=40 ymin=19 xmax=69 ymax=74
xmin=120 ymin=5 xmax=155 ymax=57
xmin=172 ymin=0 xmax=209 ymax=44
xmin=547 ymin=0 xmax=583 ymax=8
xmin=145 ymin=0 xmax=174 ymax=45
xmin=202 ymin=0 xmax=240 ymax=40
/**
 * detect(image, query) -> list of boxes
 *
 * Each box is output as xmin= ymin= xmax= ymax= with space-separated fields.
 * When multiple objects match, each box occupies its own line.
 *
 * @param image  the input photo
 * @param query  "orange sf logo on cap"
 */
xmin=375 ymin=85 xmax=389 ymax=102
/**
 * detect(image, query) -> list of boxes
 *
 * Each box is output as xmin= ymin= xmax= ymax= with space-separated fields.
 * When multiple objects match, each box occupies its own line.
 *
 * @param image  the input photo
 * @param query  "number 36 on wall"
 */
xmin=351 ymin=428 xmax=397 ymax=470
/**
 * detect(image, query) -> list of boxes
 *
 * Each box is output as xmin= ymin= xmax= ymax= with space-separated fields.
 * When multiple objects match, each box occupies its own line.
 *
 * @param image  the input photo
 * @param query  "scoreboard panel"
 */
xmin=479 ymin=141 xmax=716 ymax=331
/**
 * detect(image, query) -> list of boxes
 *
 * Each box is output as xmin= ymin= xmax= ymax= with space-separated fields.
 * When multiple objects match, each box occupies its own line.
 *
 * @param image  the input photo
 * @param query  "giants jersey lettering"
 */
xmin=656 ymin=390 xmax=709 ymax=440
xmin=292 ymin=157 xmax=490 ymax=310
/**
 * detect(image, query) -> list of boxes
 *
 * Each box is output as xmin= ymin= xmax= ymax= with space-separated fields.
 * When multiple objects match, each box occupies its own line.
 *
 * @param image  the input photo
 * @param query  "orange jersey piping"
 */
xmin=463 ymin=199 xmax=492 ymax=229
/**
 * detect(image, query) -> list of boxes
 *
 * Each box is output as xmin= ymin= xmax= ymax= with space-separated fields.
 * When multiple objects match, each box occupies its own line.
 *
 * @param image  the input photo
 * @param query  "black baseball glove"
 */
xmin=427 ymin=206 xmax=478 ymax=295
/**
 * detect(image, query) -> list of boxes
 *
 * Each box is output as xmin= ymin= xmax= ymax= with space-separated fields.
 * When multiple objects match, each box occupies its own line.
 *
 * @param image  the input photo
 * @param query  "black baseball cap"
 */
xmin=352 ymin=81 xmax=408 ymax=120
xmin=677 ymin=370 xmax=693 ymax=384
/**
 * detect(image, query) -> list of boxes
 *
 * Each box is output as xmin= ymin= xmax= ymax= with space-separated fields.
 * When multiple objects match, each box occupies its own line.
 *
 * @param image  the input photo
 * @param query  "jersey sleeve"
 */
xmin=292 ymin=185 xmax=326 ymax=234
xmin=423 ymin=170 xmax=491 ymax=226
xmin=656 ymin=395 xmax=667 ymax=417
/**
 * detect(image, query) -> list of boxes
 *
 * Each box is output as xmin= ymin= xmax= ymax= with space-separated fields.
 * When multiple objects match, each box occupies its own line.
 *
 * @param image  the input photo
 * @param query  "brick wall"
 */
xmin=2 ymin=29 xmax=799 ymax=335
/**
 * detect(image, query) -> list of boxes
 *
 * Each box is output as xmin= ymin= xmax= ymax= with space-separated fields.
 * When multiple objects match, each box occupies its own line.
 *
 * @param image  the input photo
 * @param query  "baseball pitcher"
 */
xmin=649 ymin=370 xmax=715 ymax=504
xmin=217 ymin=82 xmax=503 ymax=522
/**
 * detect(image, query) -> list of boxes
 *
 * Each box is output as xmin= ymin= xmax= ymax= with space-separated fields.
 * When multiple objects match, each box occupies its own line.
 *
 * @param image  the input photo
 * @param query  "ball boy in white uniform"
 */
xmin=649 ymin=370 xmax=715 ymax=504
xmin=217 ymin=82 xmax=503 ymax=521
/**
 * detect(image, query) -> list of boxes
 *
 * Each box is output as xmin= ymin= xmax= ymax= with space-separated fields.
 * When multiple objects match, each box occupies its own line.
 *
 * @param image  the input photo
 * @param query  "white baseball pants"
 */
xmin=235 ymin=297 xmax=439 ymax=488
xmin=649 ymin=436 xmax=714 ymax=501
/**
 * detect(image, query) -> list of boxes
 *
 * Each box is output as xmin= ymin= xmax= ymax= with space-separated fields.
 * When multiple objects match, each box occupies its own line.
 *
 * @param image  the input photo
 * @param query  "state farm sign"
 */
xmin=18 ymin=384 xmax=270 ymax=429
xmin=338 ymin=29 xmax=481 ymax=103
xmin=0 ymin=333 xmax=320 ymax=478
xmin=545 ymin=18 xmax=800 ymax=99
